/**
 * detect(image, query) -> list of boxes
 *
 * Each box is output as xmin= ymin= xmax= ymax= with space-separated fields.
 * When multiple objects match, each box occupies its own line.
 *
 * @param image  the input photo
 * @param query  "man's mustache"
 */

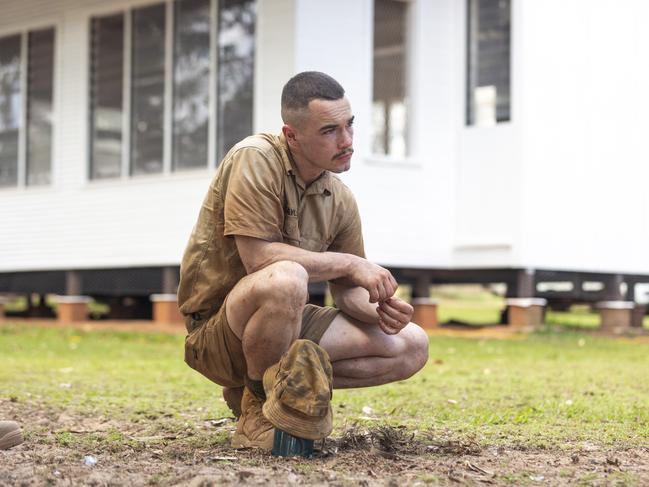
xmin=333 ymin=148 xmax=354 ymax=160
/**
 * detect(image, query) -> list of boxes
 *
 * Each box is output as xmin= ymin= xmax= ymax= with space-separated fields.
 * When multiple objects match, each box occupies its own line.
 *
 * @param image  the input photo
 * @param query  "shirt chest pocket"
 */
xmin=282 ymin=215 xmax=331 ymax=252
xmin=299 ymin=218 xmax=331 ymax=252
xmin=300 ymin=235 xmax=329 ymax=252
xmin=282 ymin=215 xmax=300 ymax=245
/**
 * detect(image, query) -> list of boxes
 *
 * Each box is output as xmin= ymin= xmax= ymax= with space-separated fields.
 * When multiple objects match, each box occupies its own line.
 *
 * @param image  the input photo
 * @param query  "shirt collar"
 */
xmin=279 ymin=132 xmax=332 ymax=195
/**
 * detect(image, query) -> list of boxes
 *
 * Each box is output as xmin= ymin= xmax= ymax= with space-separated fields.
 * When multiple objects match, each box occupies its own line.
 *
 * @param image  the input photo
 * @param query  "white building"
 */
xmin=1 ymin=0 xmax=648 ymax=320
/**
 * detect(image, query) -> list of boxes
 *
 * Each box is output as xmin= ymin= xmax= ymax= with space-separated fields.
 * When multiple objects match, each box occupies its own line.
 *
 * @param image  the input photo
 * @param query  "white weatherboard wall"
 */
xmin=2 ymin=0 xmax=649 ymax=276
xmin=292 ymin=0 xmax=461 ymax=269
xmin=451 ymin=0 xmax=524 ymax=269
xmin=0 ymin=0 xmax=285 ymax=272
xmin=519 ymin=0 xmax=649 ymax=274
xmin=254 ymin=0 xmax=295 ymax=134
xmin=1 ymin=0 xmax=467 ymax=274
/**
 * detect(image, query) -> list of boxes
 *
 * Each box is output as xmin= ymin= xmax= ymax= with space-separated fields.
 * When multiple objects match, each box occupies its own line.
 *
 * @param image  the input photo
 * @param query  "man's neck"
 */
xmin=288 ymin=148 xmax=325 ymax=187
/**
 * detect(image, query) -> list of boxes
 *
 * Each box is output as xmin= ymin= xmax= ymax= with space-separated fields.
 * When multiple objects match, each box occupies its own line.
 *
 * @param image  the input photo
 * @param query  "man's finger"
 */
xmin=382 ymin=299 xmax=413 ymax=321
xmin=389 ymin=275 xmax=399 ymax=294
xmin=377 ymin=307 xmax=404 ymax=331
xmin=376 ymin=280 xmax=391 ymax=302
xmin=378 ymin=318 xmax=399 ymax=335
xmin=368 ymin=287 xmax=379 ymax=303
xmin=378 ymin=300 xmax=410 ymax=324
xmin=384 ymin=297 xmax=414 ymax=315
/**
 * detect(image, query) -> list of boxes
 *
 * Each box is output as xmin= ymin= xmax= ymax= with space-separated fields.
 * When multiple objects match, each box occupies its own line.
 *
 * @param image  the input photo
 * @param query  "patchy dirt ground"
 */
xmin=2 ymin=398 xmax=648 ymax=486
xmin=3 ymin=321 xmax=649 ymax=485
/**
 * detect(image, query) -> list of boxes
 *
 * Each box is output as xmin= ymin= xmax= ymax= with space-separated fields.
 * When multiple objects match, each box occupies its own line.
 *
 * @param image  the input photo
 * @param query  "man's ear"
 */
xmin=282 ymin=124 xmax=297 ymax=146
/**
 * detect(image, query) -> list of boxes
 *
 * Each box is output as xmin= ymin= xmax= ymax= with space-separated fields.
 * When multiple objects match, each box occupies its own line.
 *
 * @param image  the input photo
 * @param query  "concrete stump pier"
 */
xmin=631 ymin=304 xmax=647 ymax=328
xmin=597 ymin=301 xmax=635 ymax=332
xmin=411 ymin=298 xmax=439 ymax=330
xmin=506 ymin=298 xmax=547 ymax=329
xmin=150 ymin=294 xmax=184 ymax=325
xmin=56 ymin=296 xmax=91 ymax=323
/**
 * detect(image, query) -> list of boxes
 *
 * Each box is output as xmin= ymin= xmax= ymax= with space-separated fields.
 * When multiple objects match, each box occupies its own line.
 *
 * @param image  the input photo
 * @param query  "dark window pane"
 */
xmin=90 ymin=14 xmax=124 ymax=179
xmin=26 ymin=28 xmax=54 ymax=186
xmin=372 ymin=0 xmax=408 ymax=157
xmin=0 ymin=34 xmax=21 ymax=187
xmin=467 ymin=0 xmax=511 ymax=126
xmin=173 ymin=0 xmax=210 ymax=170
xmin=217 ymin=0 xmax=255 ymax=161
xmin=131 ymin=3 xmax=166 ymax=176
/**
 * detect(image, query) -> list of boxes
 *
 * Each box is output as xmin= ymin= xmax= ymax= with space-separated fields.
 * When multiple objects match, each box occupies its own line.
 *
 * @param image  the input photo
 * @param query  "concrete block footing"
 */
xmin=150 ymin=294 xmax=184 ymax=325
xmin=631 ymin=304 xmax=647 ymax=328
xmin=55 ymin=296 xmax=92 ymax=323
xmin=0 ymin=295 xmax=7 ymax=320
xmin=506 ymin=298 xmax=547 ymax=329
xmin=411 ymin=298 xmax=439 ymax=330
xmin=596 ymin=301 xmax=635 ymax=332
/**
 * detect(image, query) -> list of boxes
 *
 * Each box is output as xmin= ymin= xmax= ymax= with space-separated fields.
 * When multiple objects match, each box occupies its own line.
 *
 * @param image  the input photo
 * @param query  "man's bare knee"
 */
xmin=396 ymin=324 xmax=429 ymax=380
xmin=226 ymin=260 xmax=308 ymax=340
xmin=258 ymin=260 xmax=309 ymax=306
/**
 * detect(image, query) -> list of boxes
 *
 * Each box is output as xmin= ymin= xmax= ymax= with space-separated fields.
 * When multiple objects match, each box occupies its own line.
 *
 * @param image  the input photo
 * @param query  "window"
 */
xmin=0 ymin=35 xmax=21 ymax=187
xmin=26 ymin=29 xmax=55 ymax=186
xmin=131 ymin=4 xmax=166 ymax=176
xmin=372 ymin=0 xmax=409 ymax=158
xmin=0 ymin=28 xmax=55 ymax=188
xmin=216 ymin=0 xmax=255 ymax=162
xmin=466 ymin=0 xmax=511 ymax=126
xmin=89 ymin=0 xmax=256 ymax=180
xmin=173 ymin=0 xmax=210 ymax=170
xmin=89 ymin=14 xmax=124 ymax=180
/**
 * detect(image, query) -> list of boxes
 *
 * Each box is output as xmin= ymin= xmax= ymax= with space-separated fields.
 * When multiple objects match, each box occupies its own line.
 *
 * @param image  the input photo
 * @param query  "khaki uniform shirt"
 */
xmin=177 ymin=133 xmax=365 ymax=319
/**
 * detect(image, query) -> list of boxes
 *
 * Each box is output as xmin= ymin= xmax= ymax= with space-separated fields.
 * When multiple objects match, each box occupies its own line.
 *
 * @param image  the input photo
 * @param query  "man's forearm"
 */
xmin=241 ymin=240 xmax=354 ymax=282
xmin=329 ymin=283 xmax=380 ymax=325
xmin=235 ymin=235 xmax=398 ymax=303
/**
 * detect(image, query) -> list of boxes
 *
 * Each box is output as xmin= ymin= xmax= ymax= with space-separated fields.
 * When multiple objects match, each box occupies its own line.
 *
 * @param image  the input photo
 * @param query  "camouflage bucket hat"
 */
xmin=262 ymin=339 xmax=333 ymax=440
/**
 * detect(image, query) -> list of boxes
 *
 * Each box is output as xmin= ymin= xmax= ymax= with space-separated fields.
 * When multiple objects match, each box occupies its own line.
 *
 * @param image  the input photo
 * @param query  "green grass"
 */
xmin=432 ymin=284 xmax=504 ymax=325
xmin=430 ymin=285 xmax=649 ymax=328
xmin=337 ymin=331 xmax=649 ymax=447
xmin=546 ymin=309 xmax=601 ymax=329
xmin=3 ymin=295 xmax=110 ymax=316
xmin=0 ymin=325 xmax=216 ymax=418
xmin=2 ymin=323 xmax=648 ymax=450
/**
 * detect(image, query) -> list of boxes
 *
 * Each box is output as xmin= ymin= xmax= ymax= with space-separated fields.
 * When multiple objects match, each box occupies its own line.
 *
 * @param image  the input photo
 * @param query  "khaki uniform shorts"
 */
xmin=184 ymin=299 xmax=339 ymax=388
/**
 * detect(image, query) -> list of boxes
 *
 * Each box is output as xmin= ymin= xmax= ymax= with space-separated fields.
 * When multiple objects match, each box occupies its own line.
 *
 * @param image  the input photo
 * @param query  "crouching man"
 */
xmin=178 ymin=71 xmax=429 ymax=450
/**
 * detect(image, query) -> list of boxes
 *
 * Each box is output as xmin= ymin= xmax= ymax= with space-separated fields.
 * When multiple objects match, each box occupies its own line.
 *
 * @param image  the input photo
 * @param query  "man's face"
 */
xmin=285 ymin=97 xmax=354 ymax=182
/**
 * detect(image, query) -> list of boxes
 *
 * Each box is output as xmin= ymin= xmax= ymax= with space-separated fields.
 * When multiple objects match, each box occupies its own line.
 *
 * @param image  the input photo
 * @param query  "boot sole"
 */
xmin=0 ymin=429 xmax=24 ymax=450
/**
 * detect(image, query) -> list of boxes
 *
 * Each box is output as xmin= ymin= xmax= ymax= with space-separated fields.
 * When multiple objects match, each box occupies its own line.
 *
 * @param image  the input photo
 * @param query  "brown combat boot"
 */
xmin=230 ymin=388 xmax=274 ymax=451
xmin=222 ymin=386 xmax=244 ymax=418
xmin=0 ymin=421 xmax=23 ymax=450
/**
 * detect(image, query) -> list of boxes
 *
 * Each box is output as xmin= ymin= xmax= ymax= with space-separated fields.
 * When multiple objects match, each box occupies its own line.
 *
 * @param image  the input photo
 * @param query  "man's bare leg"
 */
xmin=226 ymin=260 xmax=308 ymax=381
xmin=226 ymin=260 xmax=309 ymax=450
xmin=319 ymin=314 xmax=429 ymax=388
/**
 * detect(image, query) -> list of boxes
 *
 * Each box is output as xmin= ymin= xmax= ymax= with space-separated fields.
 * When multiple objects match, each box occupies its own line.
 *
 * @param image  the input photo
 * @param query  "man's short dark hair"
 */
xmin=281 ymin=71 xmax=345 ymax=124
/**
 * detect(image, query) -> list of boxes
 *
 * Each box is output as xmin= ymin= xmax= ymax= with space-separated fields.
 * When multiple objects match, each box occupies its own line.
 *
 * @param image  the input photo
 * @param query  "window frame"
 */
xmin=87 ymin=0 xmax=255 ymax=183
xmin=0 ymin=23 xmax=57 ymax=190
